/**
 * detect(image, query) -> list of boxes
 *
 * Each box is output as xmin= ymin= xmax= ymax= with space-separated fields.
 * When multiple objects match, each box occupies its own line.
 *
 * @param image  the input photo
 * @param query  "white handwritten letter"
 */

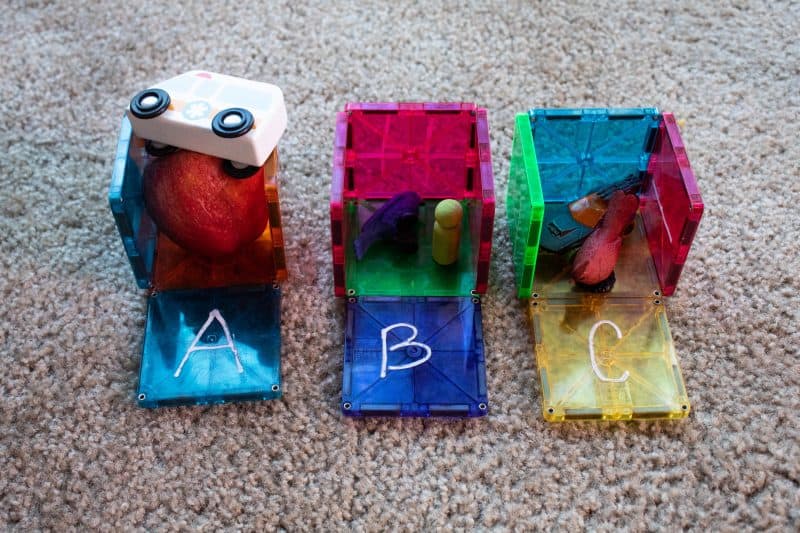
xmin=380 ymin=323 xmax=432 ymax=379
xmin=588 ymin=320 xmax=629 ymax=383
xmin=174 ymin=309 xmax=243 ymax=378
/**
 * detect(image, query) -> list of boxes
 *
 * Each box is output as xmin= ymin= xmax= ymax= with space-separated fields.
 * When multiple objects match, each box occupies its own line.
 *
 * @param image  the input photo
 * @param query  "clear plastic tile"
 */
xmin=531 ymin=295 xmax=689 ymax=421
xmin=342 ymin=296 xmax=488 ymax=417
xmin=138 ymin=285 xmax=281 ymax=408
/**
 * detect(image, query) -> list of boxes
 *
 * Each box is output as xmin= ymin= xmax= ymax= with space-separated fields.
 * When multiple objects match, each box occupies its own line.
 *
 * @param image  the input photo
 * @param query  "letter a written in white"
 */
xmin=174 ymin=309 xmax=244 ymax=378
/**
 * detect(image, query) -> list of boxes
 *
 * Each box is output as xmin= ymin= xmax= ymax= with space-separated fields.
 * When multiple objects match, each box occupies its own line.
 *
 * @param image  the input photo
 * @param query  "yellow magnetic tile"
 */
xmin=531 ymin=295 xmax=690 ymax=421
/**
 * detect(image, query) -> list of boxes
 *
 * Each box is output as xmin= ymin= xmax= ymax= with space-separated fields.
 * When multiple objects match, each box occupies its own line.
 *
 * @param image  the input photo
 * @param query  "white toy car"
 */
xmin=127 ymin=71 xmax=287 ymax=173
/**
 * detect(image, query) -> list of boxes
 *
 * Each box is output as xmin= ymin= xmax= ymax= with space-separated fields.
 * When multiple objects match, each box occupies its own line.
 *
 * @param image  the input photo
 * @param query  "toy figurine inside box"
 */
xmin=109 ymin=71 xmax=288 ymax=408
xmin=507 ymin=108 xmax=703 ymax=422
xmin=331 ymin=103 xmax=495 ymax=417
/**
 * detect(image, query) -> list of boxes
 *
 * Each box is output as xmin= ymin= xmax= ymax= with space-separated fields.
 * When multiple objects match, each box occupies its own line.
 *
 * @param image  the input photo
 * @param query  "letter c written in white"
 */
xmin=588 ymin=319 xmax=629 ymax=383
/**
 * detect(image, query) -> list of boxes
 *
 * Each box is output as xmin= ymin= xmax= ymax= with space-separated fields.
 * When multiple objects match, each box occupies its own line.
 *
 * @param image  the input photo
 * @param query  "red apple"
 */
xmin=143 ymin=150 xmax=268 ymax=257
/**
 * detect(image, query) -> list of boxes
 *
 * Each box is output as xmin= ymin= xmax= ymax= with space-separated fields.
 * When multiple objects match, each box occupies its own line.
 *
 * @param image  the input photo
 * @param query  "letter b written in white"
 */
xmin=379 ymin=323 xmax=433 ymax=379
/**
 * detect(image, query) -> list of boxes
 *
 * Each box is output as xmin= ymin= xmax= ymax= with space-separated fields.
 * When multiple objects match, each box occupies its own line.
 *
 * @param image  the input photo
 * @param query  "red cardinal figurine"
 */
xmin=571 ymin=190 xmax=639 ymax=291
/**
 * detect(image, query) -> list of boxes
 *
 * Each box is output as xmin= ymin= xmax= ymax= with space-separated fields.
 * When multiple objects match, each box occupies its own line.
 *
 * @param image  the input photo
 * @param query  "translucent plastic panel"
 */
xmin=331 ymin=103 xmax=495 ymax=297
xmin=108 ymin=118 xmax=157 ymax=289
xmin=506 ymin=113 xmax=544 ymax=298
xmin=138 ymin=286 xmax=281 ymax=408
xmin=530 ymin=108 xmax=660 ymax=202
xmin=533 ymin=215 xmax=661 ymax=299
xmin=344 ymin=200 xmax=477 ymax=296
xmin=640 ymin=113 xmax=704 ymax=296
xmin=330 ymin=110 xmax=349 ymax=296
xmin=531 ymin=296 xmax=689 ymax=421
xmin=152 ymin=227 xmax=276 ymax=290
xmin=342 ymin=296 xmax=488 ymax=417
xmin=345 ymin=103 xmax=476 ymax=199
xmin=531 ymin=108 xmax=659 ymax=258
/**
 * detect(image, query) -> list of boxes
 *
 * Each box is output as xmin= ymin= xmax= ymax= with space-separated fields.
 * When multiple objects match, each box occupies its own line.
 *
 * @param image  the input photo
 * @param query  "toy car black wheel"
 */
xmin=212 ymin=108 xmax=254 ymax=138
xmin=222 ymin=159 xmax=260 ymax=179
xmin=129 ymin=88 xmax=170 ymax=119
xmin=144 ymin=140 xmax=179 ymax=157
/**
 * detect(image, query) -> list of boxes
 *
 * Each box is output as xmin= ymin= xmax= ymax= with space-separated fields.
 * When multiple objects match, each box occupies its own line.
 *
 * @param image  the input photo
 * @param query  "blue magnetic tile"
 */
xmin=528 ymin=108 xmax=661 ymax=253
xmin=529 ymin=107 xmax=660 ymax=202
xmin=138 ymin=285 xmax=281 ymax=408
xmin=108 ymin=116 xmax=157 ymax=289
xmin=342 ymin=296 xmax=488 ymax=417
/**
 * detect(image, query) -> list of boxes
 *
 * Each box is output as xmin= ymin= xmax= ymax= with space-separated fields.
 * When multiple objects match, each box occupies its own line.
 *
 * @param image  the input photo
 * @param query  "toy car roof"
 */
xmin=127 ymin=71 xmax=287 ymax=168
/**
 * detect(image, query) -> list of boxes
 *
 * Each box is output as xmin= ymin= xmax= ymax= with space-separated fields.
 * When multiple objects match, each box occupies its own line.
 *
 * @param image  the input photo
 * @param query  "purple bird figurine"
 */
xmin=354 ymin=191 xmax=422 ymax=260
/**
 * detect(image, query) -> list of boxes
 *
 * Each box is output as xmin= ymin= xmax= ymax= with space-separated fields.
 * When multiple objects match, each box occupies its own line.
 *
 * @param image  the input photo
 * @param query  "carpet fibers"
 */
xmin=1 ymin=0 xmax=798 ymax=530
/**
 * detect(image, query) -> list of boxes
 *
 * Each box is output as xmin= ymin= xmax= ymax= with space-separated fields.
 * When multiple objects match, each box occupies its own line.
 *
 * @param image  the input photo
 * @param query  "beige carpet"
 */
xmin=1 ymin=0 xmax=798 ymax=529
